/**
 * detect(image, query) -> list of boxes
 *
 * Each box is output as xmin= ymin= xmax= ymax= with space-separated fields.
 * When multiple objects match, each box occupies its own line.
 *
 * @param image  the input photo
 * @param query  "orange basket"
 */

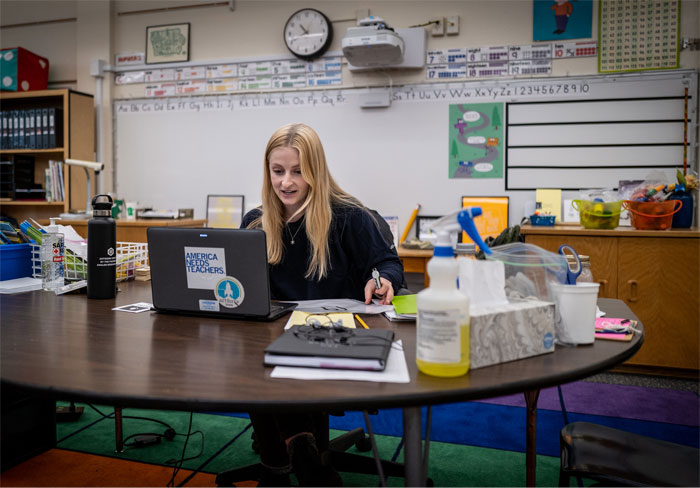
xmin=622 ymin=200 xmax=683 ymax=230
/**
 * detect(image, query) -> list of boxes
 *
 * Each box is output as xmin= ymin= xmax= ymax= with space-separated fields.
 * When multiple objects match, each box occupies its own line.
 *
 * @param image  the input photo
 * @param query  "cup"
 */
xmin=125 ymin=201 xmax=137 ymax=220
xmin=550 ymin=282 xmax=600 ymax=345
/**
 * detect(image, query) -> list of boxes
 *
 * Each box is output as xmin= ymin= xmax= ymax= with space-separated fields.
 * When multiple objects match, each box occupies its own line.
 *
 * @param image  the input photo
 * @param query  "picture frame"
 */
xmin=416 ymin=216 xmax=442 ymax=241
xmin=460 ymin=196 xmax=509 ymax=243
xmin=206 ymin=195 xmax=244 ymax=229
xmin=146 ymin=23 xmax=190 ymax=64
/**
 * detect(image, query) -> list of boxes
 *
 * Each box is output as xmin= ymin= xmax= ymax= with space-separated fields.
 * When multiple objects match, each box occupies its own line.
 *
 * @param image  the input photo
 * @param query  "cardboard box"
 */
xmin=1 ymin=47 xmax=49 ymax=92
xmin=470 ymin=300 xmax=555 ymax=369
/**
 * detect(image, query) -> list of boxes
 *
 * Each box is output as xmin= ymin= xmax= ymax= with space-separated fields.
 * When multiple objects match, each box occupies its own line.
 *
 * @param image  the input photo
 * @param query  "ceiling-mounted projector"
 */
xmin=341 ymin=16 xmax=405 ymax=67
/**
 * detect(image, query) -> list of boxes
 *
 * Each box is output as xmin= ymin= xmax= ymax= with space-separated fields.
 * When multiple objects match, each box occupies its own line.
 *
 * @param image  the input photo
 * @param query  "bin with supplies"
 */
xmin=572 ymin=199 xmax=623 ymax=229
xmin=485 ymin=243 xmax=569 ymax=302
xmin=32 ymin=242 xmax=148 ymax=281
xmin=622 ymin=200 xmax=682 ymax=230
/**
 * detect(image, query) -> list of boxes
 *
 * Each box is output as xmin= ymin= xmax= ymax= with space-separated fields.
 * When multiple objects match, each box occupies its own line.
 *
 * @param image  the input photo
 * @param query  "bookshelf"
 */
xmin=0 ymin=89 xmax=95 ymax=223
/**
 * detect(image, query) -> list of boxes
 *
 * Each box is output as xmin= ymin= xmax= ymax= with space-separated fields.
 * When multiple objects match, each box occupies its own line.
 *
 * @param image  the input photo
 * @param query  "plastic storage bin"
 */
xmin=530 ymin=214 xmax=556 ymax=226
xmin=485 ymin=243 xmax=568 ymax=302
xmin=0 ymin=243 xmax=33 ymax=281
xmin=572 ymin=200 xmax=623 ymax=229
xmin=31 ymin=242 xmax=148 ymax=281
xmin=623 ymin=200 xmax=682 ymax=230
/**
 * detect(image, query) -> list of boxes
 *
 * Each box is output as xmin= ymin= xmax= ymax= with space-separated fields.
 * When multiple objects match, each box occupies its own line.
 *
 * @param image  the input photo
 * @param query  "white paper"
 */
xmin=0 ymin=277 xmax=42 ymax=294
xmin=292 ymin=298 xmax=394 ymax=314
xmin=458 ymin=258 xmax=509 ymax=311
xmin=270 ymin=340 xmax=410 ymax=383
xmin=112 ymin=302 xmax=153 ymax=313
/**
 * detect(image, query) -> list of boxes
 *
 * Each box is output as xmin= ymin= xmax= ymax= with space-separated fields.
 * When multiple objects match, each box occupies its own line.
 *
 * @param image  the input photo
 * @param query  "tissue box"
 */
xmin=470 ymin=300 xmax=555 ymax=369
xmin=0 ymin=47 xmax=49 ymax=92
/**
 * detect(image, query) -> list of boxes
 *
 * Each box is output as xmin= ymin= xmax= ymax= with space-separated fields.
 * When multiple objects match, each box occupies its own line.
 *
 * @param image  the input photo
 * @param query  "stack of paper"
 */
xmin=385 ymin=294 xmax=417 ymax=321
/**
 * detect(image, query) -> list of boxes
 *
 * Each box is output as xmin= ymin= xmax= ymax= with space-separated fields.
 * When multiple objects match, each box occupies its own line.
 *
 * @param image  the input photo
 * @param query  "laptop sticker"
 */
xmin=184 ymin=247 xmax=226 ymax=289
xmin=199 ymin=299 xmax=221 ymax=312
xmin=215 ymin=276 xmax=245 ymax=308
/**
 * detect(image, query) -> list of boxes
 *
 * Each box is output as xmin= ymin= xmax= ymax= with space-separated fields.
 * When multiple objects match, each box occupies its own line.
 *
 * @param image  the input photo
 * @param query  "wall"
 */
xmin=2 ymin=0 xmax=699 ymax=224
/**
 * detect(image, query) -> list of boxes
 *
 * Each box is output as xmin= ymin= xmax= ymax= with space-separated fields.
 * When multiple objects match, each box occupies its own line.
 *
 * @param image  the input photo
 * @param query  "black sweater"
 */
xmin=242 ymin=206 xmax=405 ymax=301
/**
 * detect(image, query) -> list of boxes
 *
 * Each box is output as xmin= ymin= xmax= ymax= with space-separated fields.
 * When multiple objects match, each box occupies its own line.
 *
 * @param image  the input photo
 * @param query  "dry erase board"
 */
xmin=114 ymin=69 xmax=697 ymax=229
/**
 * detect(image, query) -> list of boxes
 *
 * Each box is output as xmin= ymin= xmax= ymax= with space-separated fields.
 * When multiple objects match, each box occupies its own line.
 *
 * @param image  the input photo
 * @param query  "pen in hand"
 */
xmin=372 ymin=268 xmax=382 ymax=294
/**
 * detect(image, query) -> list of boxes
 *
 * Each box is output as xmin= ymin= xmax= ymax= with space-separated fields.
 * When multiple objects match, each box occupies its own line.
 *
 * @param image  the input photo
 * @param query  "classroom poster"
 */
xmin=533 ymin=0 xmax=593 ymax=42
xmin=449 ymin=103 xmax=504 ymax=179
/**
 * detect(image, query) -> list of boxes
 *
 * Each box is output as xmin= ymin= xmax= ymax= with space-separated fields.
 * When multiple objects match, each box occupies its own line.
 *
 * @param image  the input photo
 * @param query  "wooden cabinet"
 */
xmin=521 ymin=225 xmax=699 ymax=375
xmin=0 ymin=89 xmax=95 ymax=223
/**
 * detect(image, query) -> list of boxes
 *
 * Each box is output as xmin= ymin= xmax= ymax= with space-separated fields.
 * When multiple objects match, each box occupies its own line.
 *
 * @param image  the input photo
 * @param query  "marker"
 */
xmin=372 ymin=268 xmax=382 ymax=291
xmin=355 ymin=314 xmax=370 ymax=329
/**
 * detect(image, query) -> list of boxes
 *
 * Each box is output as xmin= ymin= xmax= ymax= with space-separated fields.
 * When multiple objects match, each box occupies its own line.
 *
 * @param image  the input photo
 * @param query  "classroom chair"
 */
xmin=559 ymin=421 xmax=700 ymax=487
xmin=215 ymin=411 xmax=406 ymax=486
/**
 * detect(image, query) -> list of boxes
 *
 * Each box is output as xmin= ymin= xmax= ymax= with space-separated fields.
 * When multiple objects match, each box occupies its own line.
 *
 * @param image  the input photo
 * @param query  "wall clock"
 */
xmin=283 ymin=8 xmax=333 ymax=60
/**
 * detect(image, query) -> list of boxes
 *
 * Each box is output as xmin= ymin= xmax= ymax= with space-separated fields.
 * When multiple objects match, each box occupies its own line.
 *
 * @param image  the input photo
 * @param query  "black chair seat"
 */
xmin=559 ymin=421 xmax=700 ymax=487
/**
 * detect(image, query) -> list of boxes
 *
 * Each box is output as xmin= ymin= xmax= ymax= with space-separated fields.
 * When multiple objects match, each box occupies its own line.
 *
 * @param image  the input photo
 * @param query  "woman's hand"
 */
xmin=364 ymin=276 xmax=394 ymax=305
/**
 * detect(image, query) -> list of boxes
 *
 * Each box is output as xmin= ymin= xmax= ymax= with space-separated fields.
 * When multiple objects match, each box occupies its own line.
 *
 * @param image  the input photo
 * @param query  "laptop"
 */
xmin=147 ymin=227 xmax=296 ymax=321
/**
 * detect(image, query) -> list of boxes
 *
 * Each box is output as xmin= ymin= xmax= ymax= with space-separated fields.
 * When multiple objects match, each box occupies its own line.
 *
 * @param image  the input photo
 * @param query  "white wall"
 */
xmin=2 ymin=0 xmax=699 ymax=225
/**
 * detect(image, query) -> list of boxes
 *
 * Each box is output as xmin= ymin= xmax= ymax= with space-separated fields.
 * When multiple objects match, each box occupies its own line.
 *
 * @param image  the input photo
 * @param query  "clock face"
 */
xmin=284 ymin=8 xmax=333 ymax=60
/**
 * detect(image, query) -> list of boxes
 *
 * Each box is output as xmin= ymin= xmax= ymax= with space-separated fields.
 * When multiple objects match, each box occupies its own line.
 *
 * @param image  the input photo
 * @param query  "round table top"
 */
xmin=1 ymin=281 xmax=643 ymax=413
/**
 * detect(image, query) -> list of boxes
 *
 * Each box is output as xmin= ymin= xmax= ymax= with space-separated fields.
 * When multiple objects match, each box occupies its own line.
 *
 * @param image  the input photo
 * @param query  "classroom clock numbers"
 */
xmin=283 ymin=8 xmax=333 ymax=60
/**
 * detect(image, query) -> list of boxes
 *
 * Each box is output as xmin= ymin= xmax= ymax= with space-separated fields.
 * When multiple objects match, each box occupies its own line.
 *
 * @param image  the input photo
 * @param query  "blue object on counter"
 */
xmin=669 ymin=192 xmax=694 ymax=228
xmin=530 ymin=215 xmax=556 ymax=226
xmin=0 ymin=243 xmax=33 ymax=281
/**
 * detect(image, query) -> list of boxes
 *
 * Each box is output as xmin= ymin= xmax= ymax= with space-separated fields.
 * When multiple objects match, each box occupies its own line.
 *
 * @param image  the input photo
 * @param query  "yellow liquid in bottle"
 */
xmin=416 ymin=323 xmax=470 ymax=377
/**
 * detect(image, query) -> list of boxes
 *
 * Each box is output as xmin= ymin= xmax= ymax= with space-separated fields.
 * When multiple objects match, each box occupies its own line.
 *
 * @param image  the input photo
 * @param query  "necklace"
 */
xmin=286 ymin=218 xmax=304 ymax=245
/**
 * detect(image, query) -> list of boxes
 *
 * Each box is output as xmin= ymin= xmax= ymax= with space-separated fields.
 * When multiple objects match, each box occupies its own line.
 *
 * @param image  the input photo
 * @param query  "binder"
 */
xmin=27 ymin=109 xmax=35 ymax=149
xmin=35 ymin=110 xmax=42 ymax=149
xmin=12 ymin=110 xmax=19 ymax=149
xmin=1 ymin=112 xmax=7 ymax=149
xmin=41 ymin=108 xmax=48 ymax=149
xmin=264 ymin=325 xmax=395 ymax=371
xmin=48 ymin=107 xmax=56 ymax=148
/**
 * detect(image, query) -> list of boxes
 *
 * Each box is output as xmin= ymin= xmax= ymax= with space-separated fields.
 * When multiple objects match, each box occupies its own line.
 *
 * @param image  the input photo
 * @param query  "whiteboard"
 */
xmin=114 ymin=69 xmax=697 ymax=232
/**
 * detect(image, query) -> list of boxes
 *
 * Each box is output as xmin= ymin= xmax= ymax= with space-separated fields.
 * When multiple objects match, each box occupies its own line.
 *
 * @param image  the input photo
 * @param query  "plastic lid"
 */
xmin=433 ymin=245 xmax=454 ymax=257
xmin=92 ymin=194 xmax=114 ymax=211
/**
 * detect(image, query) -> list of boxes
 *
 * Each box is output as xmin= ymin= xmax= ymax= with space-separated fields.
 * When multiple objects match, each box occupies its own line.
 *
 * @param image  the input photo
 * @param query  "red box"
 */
xmin=0 ymin=47 xmax=49 ymax=92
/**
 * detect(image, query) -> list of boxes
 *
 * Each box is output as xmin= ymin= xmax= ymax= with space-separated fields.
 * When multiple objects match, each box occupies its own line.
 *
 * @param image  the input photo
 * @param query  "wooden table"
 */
xmin=397 ymin=246 xmax=433 ymax=287
xmin=0 ymin=282 xmax=643 ymax=486
xmin=41 ymin=218 xmax=208 ymax=242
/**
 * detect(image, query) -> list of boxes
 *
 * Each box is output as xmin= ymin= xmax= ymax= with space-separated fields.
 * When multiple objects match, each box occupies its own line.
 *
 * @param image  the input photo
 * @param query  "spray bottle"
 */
xmin=416 ymin=208 xmax=491 ymax=377
xmin=41 ymin=217 xmax=65 ymax=291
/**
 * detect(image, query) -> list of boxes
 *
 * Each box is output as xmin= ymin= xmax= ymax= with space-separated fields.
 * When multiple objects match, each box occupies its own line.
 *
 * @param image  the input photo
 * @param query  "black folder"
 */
xmin=264 ymin=325 xmax=395 ymax=371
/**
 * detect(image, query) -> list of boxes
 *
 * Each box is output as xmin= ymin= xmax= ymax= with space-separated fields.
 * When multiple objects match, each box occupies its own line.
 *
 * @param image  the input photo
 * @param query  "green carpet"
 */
xmin=56 ymin=402 xmax=563 ymax=486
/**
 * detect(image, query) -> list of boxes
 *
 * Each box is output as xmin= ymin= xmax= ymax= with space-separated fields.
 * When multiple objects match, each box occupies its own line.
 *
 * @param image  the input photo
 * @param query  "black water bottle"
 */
xmin=88 ymin=194 xmax=117 ymax=299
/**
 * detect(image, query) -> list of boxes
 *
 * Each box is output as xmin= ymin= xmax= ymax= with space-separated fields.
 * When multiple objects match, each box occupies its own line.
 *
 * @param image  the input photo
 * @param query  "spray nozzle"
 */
xmin=429 ymin=207 xmax=492 ymax=255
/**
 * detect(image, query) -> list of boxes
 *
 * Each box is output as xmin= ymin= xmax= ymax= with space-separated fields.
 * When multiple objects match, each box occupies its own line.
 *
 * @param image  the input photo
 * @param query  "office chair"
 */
xmin=217 ymin=208 xmax=413 ymax=486
xmin=215 ymin=412 xmax=406 ymax=486
xmin=559 ymin=421 xmax=699 ymax=487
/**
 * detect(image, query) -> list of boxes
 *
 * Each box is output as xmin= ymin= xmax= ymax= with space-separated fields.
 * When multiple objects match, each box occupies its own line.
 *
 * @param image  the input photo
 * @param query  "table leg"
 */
xmin=115 ymin=407 xmax=124 ymax=453
xmin=524 ymin=389 xmax=540 ymax=487
xmin=402 ymin=406 xmax=424 ymax=486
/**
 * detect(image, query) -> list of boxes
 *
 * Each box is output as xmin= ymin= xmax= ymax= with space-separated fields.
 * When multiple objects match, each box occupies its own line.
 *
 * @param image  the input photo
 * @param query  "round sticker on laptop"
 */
xmin=214 ymin=276 xmax=245 ymax=308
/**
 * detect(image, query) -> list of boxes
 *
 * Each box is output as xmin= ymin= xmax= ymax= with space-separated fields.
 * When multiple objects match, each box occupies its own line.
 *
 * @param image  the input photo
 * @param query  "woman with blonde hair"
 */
xmin=241 ymin=123 xmax=404 ymax=485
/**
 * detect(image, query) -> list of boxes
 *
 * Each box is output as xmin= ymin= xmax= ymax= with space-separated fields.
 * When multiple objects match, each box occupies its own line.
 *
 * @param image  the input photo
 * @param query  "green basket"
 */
xmin=572 ymin=200 xmax=623 ymax=229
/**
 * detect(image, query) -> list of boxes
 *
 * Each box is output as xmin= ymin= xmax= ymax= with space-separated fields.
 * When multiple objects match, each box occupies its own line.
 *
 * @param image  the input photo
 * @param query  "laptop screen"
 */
xmin=148 ymin=227 xmax=273 ymax=317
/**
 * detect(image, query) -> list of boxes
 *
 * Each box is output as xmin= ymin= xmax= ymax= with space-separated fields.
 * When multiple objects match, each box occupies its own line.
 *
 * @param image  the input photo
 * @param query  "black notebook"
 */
xmin=264 ymin=325 xmax=395 ymax=371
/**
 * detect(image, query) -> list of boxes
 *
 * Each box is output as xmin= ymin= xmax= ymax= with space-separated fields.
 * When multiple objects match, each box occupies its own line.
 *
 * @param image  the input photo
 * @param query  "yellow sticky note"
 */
xmin=392 ymin=294 xmax=417 ymax=315
xmin=535 ymin=189 xmax=562 ymax=223
xmin=286 ymin=311 xmax=356 ymax=329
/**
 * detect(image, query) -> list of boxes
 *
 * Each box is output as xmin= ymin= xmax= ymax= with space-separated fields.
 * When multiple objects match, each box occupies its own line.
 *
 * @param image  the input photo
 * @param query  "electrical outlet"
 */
xmin=432 ymin=18 xmax=445 ymax=37
xmin=446 ymin=15 xmax=460 ymax=35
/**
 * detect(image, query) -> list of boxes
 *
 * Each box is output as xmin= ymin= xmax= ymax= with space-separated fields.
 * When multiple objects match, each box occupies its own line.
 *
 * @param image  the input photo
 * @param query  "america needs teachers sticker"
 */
xmin=184 ymin=247 xmax=244 ymax=309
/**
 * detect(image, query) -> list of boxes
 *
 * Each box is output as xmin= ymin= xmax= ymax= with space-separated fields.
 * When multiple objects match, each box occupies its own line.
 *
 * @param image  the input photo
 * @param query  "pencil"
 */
xmin=354 ymin=314 xmax=370 ymax=329
xmin=400 ymin=203 xmax=421 ymax=244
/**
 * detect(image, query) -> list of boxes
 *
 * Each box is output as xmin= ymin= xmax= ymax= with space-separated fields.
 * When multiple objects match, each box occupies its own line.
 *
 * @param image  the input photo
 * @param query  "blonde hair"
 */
xmin=249 ymin=123 xmax=362 ymax=279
